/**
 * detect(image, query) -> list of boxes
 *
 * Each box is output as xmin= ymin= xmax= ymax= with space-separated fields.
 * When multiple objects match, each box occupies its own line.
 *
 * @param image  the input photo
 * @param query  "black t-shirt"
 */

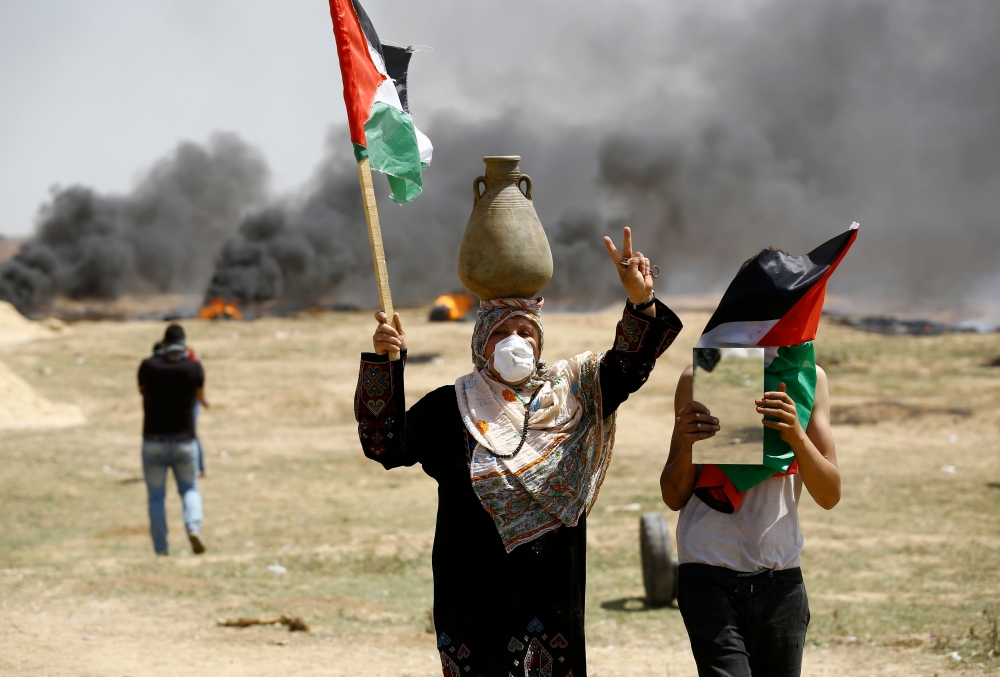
xmin=138 ymin=355 xmax=205 ymax=439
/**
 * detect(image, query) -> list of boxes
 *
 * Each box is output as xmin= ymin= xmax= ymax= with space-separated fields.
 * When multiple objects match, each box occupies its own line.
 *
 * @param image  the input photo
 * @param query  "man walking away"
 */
xmin=138 ymin=324 xmax=207 ymax=555
xmin=151 ymin=340 xmax=210 ymax=482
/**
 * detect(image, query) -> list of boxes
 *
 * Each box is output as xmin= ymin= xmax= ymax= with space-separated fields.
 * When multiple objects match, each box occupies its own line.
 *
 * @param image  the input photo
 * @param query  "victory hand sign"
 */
xmin=603 ymin=226 xmax=656 ymax=316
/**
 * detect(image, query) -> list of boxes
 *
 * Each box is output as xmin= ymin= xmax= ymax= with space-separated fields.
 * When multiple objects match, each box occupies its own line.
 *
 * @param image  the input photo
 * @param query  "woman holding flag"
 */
xmin=355 ymin=227 xmax=682 ymax=676
xmin=660 ymin=226 xmax=857 ymax=677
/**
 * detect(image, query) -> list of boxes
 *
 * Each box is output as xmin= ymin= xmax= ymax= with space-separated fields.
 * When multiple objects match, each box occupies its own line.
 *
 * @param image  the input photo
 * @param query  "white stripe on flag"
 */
xmin=367 ymin=41 xmax=433 ymax=166
xmin=367 ymin=45 xmax=404 ymax=110
xmin=415 ymin=127 xmax=433 ymax=165
xmin=695 ymin=319 xmax=779 ymax=348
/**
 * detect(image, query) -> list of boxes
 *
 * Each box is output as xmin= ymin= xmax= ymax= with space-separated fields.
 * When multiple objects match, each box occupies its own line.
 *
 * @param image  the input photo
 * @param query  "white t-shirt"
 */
xmin=676 ymin=472 xmax=804 ymax=572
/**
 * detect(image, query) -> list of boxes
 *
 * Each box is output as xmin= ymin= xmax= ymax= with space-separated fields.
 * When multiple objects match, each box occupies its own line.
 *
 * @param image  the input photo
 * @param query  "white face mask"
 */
xmin=490 ymin=334 xmax=536 ymax=383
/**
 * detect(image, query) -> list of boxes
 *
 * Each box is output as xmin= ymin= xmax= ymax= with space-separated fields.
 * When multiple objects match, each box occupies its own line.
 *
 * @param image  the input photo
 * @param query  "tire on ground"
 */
xmin=640 ymin=512 xmax=676 ymax=607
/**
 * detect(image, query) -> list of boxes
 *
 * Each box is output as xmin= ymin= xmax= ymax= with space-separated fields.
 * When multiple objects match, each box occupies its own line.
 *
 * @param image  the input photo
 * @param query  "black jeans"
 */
xmin=677 ymin=563 xmax=810 ymax=677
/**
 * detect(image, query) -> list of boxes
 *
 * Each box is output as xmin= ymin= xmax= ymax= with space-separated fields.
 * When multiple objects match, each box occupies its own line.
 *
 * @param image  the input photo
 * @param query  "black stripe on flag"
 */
xmin=350 ymin=0 xmax=384 ymax=63
xmin=703 ymin=230 xmax=856 ymax=334
xmin=382 ymin=45 xmax=413 ymax=114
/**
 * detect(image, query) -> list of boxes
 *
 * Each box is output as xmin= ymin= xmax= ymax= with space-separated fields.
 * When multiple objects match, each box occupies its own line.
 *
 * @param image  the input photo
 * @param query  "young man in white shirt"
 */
xmin=660 ymin=358 xmax=839 ymax=676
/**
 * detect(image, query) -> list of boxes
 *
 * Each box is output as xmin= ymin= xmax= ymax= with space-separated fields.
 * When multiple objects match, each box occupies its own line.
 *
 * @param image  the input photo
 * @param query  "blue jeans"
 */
xmin=142 ymin=439 xmax=203 ymax=554
xmin=192 ymin=403 xmax=205 ymax=473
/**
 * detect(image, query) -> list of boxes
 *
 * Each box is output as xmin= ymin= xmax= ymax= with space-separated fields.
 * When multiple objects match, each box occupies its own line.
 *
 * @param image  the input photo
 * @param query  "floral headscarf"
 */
xmin=470 ymin=297 xmax=545 ymax=371
xmin=456 ymin=296 xmax=615 ymax=552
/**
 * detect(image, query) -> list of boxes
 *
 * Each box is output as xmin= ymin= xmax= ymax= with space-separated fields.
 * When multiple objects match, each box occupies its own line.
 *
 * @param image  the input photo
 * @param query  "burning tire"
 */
xmin=428 ymin=292 xmax=476 ymax=322
xmin=199 ymin=298 xmax=242 ymax=320
xmin=429 ymin=305 xmax=454 ymax=322
xmin=640 ymin=512 xmax=678 ymax=607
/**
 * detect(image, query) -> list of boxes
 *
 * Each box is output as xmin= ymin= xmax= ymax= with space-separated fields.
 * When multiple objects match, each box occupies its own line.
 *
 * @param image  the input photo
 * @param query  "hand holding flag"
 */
xmin=327 ymin=0 xmax=432 ymax=360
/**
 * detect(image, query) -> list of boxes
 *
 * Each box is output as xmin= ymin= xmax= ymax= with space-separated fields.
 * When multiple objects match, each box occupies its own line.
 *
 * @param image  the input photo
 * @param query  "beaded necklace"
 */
xmin=490 ymin=383 xmax=546 ymax=460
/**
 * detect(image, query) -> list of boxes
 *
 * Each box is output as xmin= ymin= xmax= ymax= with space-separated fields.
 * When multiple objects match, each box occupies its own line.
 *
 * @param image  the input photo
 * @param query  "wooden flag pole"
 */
xmin=356 ymin=156 xmax=400 ymax=361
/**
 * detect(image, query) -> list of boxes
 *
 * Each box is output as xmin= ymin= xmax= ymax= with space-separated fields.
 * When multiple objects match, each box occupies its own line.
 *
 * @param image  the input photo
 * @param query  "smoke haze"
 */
xmin=2 ymin=0 xmax=998 ymax=312
xmin=203 ymin=140 xmax=371 ymax=306
xmin=0 ymin=134 xmax=267 ymax=312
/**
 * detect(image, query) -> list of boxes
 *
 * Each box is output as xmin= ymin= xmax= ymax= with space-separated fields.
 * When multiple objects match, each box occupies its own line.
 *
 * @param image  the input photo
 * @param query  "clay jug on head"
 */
xmin=458 ymin=156 xmax=553 ymax=300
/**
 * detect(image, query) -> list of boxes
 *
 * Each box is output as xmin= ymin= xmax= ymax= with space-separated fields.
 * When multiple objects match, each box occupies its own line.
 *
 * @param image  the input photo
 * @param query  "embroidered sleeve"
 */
xmin=355 ymin=351 xmax=412 ymax=468
xmin=611 ymin=299 xmax=682 ymax=358
xmin=599 ymin=299 xmax=683 ymax=415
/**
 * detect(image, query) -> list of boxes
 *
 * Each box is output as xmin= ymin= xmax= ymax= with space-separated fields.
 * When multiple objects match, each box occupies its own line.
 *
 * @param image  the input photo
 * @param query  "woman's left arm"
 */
xmin=599 ymin=300 xmax=683 ymax=416
xmin=598 ymin=226 xmax=683 ymax=415
xmin=756 ymin=367 xmax=841 ymax=509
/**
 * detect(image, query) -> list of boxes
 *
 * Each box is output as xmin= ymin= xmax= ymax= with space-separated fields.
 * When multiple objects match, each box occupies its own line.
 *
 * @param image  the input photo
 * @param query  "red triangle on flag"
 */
xmin=328 ymin=0 xmax=386 ymax=148
xmin=758 ymin=226 xmax=858 ymax=346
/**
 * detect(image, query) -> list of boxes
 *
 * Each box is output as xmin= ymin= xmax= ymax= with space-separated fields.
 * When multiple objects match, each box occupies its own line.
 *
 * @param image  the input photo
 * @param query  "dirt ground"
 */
xmin=2 ymin=299 xmax=999 ymax=675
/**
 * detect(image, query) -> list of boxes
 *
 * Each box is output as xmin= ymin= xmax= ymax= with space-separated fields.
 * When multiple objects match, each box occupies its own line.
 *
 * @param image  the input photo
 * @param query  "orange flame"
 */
xmin=430 ymin=292 xmax=476 ymax=321
xmin=199 ymin=298 xmax=243 ymax=320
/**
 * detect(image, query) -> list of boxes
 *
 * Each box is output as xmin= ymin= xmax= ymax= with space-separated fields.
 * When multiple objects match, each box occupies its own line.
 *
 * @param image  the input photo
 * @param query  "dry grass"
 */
xmin=1 ymin=304 xmax=999 ymax=675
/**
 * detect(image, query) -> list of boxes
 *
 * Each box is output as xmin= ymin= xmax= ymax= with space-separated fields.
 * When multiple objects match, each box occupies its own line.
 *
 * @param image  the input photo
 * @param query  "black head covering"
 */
xmin=164 ymin=324 xmax=185 ymax=344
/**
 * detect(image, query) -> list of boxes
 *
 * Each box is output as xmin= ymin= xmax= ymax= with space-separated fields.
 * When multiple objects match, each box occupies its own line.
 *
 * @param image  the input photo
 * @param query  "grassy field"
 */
xmin=1 ymin=302 xmax=998 ymax=675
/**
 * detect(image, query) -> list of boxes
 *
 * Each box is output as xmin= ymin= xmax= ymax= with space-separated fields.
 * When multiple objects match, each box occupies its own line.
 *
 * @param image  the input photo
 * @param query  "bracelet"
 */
xmin=627 ymin=292 xmax=656 ymax=311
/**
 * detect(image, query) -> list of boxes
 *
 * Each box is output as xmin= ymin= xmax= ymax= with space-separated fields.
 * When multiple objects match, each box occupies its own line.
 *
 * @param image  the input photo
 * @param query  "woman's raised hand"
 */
xmin=603 ymin=226 xmax=655 ymax=305
xmin=372 ymin=311 xmax=407 ymax=355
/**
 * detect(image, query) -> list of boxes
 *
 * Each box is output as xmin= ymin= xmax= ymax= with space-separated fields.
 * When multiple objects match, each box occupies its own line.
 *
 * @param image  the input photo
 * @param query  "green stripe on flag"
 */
xmin=718 ymin=342 xmax=817 ymax=493
xmin=364 ymin=101 xmax=424 ymax=203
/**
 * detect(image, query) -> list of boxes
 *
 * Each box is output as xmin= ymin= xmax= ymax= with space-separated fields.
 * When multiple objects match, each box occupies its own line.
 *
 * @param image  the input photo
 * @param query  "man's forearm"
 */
xmin=660 ymin=437 xmax=697 ymax=511
xmin=789 ymin=433 xmax=841 ymax=509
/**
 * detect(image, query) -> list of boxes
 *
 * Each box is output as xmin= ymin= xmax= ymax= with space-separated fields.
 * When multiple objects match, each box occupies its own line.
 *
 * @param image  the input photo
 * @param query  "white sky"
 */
xmin=0 ymin=1 xmax=359 ymax=236
xmin=0 ymin=0 xmax=707 ymax=237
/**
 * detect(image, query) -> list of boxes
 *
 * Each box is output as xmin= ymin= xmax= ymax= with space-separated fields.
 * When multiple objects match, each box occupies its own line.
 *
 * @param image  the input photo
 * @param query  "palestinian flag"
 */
xmin=696 ymin=223 xmax=859 ymax=349
xmin=694 ymin=342 xmax=815 ymax=513
xmin=328 ymin=0 xmax=433 ymax=203
xmin=692 ymin=224 xmax=859 ymax=513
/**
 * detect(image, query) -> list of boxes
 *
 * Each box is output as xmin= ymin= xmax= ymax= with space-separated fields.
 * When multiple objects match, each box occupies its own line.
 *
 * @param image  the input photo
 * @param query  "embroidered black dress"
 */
xmin=355 ymin=301 xmax=682 ymax=677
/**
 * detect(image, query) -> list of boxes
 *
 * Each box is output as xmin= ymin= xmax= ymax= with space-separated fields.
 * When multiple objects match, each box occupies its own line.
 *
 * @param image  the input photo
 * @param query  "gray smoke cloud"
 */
xmin=203 ymin=114 xmax=608 ymax=308
xmin=669 ymin=0 xmax=1000 ymax=302
xmin=534 ymin=0 xmax=1000 ymax=306
xmin=203 ymin=139 xmax=371 ymax=306
xmin=558 ymin=0 xmax=1000 ymax=305
xmin=0 ymin=133 xmax=268 ymax=313
xmin=152 ymin=0 xmax=1000 ymax=310
xmin=6 ymin=0 xmax=1000 ymax=313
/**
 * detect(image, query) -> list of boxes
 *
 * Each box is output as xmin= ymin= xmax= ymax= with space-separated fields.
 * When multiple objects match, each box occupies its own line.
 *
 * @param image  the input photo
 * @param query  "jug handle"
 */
xmin=473 ymin=176 xmax=487 ymax=204
xmin=518 ymin=175 xmax=533 ymax=201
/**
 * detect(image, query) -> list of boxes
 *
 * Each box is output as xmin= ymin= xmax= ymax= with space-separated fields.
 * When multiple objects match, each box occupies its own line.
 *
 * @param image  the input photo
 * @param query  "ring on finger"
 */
xmin=619 ymin=258 xmax=631 ymax=267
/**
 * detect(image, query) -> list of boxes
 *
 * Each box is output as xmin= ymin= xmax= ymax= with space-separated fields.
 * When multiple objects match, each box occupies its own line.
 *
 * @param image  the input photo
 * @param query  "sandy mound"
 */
xmin=0 ymin=360 xmax=85 ymax=429
xmin=0 ymin=300 xmax=67 ymax=345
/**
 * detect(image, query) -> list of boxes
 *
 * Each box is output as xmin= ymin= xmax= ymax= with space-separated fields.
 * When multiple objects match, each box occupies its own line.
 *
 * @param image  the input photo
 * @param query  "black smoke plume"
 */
xmin=203 ymin=140 xmax=372 ymax=306
xmin=6 ymin=0 xmax=1000 ymax=313
xmin=0 ymin=134 xmax=267 ymax=313
xmin=201 ymin=115 xmax=617 ymax=309
xmin=201 ymin=0 xmax=1000 ymax=310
